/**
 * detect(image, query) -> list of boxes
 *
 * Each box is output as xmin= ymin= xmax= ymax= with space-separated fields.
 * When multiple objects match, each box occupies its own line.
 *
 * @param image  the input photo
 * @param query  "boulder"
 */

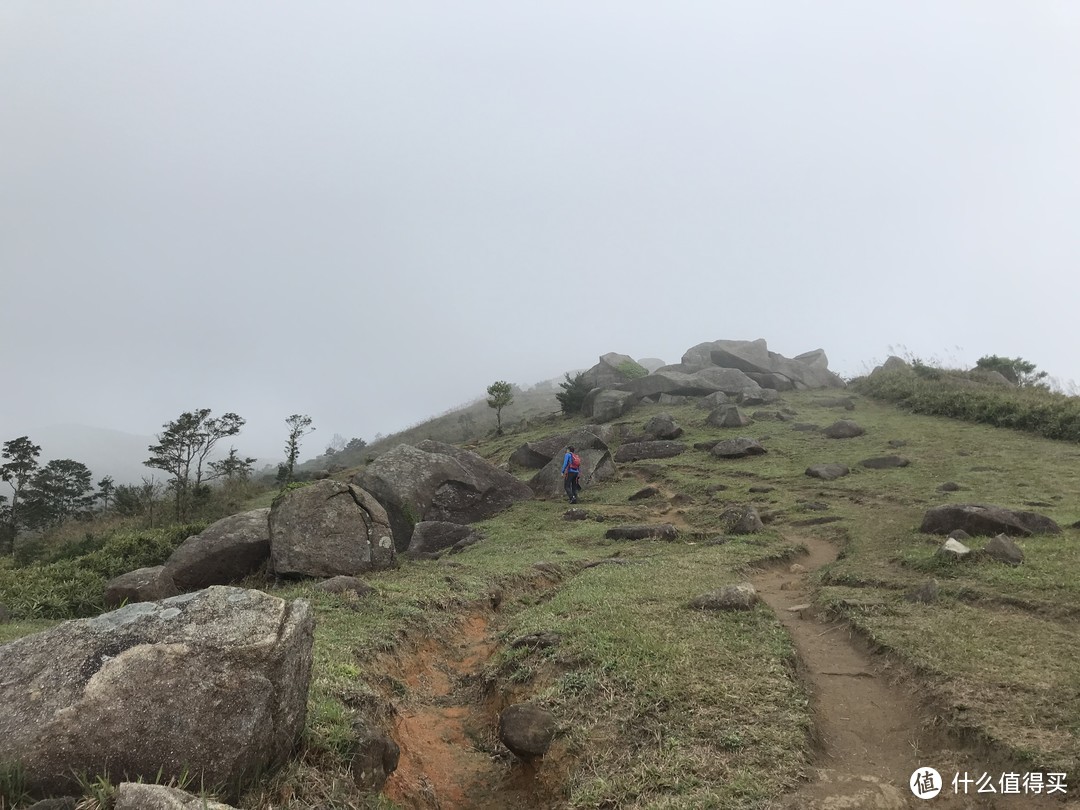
xmin=805 ymin=464 xmax=850 ymax=481
xmin=104 ymin=566 xmax=179 ymax=608
xmin=583 ymin=352 xmax=645 ymax=388
xmin=407 ymin=521 xmax=481 ymax=555
xmin=164 ymin=508 xmax=271 ymax=592
xmin=969 ymin=368 xmax=1014 ymax=386
xmin=498 ymin=704 xmax=557 ymax=760
xmin=690 ymin=583 xmax=758 ymax=611
xmin=604 ymin=524 xmax=678 ymax=540
xmin=616 ymin=370 xmax=721 ymax=398
xmin=745 ymin=372 xmax=795 ymax=391
xmin=706 ymin=405 xmax=752 ymax=428
xmin=919 ymin=504 xmax=1061 ymax=537
xmin=869 ymin=356 xmax=912 ymax=377
xmin=710 ymin=438 xmax=766 ymax=459
xmin=730 ymin=507 xmax=764 ymax=534
xmin=0 ymin=586 xmax=314 ymax=800
xmin=937 ymin=482 xmax=962 ymax=492
xmin=508 ymin=426 xmax=612 ymax=469
xmin=696 ymin=391 xmax=731 ymax=409
xmin=351 ymin=721 xmax=400 ymax=791
xmin=643 ymin=413 xmax=683 ymax=440
xmin=113 ymin=783 xmax=237 ymax=810
xmin=270 ymin=481 xmax=395 ymax=577
xmin=823 ymin=420 xmax=865 ymax=439
xmin=737 ymin=389 xmax=782 ymax=406
xmin=657 ymin=393 xmax=687 ymax=406
xmin=355 ymin=441 xmax=533 ymax=548
xmin=313 ymin=576 xmax=374 ymax=597
xmin=628 ymin=486 xmax=662 ymax=501
xmin=613 ymin=441 xmax=687 ymax=462
xmin=637 ymin=357 xmax=666 ymax=372
xmin=681 ymin=339 xmax=844 ymax=389
xmin=860 ymin=456 xmax=910 ymax=469
xmin=586 ymin=389 xmax=640 ymax=422
xmin=983 ymin=534 xmax=1025 ymax=565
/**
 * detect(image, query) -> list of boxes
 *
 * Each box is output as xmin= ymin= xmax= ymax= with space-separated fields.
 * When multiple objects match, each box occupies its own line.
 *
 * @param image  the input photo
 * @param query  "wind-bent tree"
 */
xmin=208 ymin=447 xmax=257 ymax=483
xmin=279 ymin=414 xmax=315 ymax=486
xmin=96 ymin=476 xmax=115 ymax=512
xmin=556 ymin=371 xmax=591 ymax=416
xmin=145 ymin=409 xmax=246 ymax=521
xmin=23 ymin=459 xmax=95 ymax=528
xmin=975 ymin=355 xmax=1049 ymax=388
xmin=486 ymin=381 xmax=514 ymax=436
xmin=1 ymin=436 xmax=42 ymax=553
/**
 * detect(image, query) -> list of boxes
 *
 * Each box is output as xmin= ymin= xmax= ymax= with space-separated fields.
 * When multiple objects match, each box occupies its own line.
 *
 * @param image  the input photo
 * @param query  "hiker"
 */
xmin=561 ymin=445 xmax=582 ymax=503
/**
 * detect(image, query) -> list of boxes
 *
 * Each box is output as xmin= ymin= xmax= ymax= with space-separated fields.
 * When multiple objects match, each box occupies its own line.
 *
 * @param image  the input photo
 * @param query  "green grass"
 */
xmin=4 ymin=386 xmax=1080 ymax=808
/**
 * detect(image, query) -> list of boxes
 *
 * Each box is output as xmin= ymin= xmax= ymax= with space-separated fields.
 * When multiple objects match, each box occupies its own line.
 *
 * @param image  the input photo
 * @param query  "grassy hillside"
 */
xmin=3 ymin=386 xmax=1079 ymax=808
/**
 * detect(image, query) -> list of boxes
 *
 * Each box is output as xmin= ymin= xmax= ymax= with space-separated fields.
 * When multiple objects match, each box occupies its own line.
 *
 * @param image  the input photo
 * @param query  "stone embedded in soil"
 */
xmin=563 ymin=508 xmax=588 ymax=520
xmin=710 ymin=438 xmax=766 ymax=459
xmin=498 ymin=704 xmax=557 ymax=760
xmin=789 ymin=563 xmax=807 ymax=574
xmin=313 ymin=575 xmax=374 ymax=598
xmin=920 ymin=503 xmax=1061 ymax=537
xmin=805 ymin=464 xmax=849 ymax=481
xmin=937 ymin=538 xmax=972 ymax=560
xmin=983 ymin=534 xmax=1024 ymax=566
xmin=351 ymin=721 xmax=400 ymax=791
xmin=947 ymin=529 xmax=971 ymax=540
xmin=791 ymin=423 xmax=820 ymax=432
xmin=628 ymin=485 xmax=662 ymax=501
xmin=887 ymin=439 xmax=908 ymax=447
xmin=905 ymin=579 xmax=940 ymax=604
xmin=823 ymin=420 xmax=865 ymax=439
xmin=938 ymin=481 xmax=962 ymax=492
xmin=860 ymin=455 xmax=910 ymax=469
xmin=690 ymin=582 xmax=758 ymax=611
xmin=604 ymin=524 xmax=678 ymax=540
xmin=730 ymin=507 xmax=764 ymax=535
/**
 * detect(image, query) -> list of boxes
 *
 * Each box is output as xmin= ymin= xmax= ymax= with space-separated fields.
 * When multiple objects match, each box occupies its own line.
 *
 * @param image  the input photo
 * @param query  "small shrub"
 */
xmin=616 ymin=360 xmax=649 ymax=380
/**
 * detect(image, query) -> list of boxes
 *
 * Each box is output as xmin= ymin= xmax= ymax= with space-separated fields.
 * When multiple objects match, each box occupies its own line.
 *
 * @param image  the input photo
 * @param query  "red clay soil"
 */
xmin=383 ymin=612 xmax=568 ymax=810
xmin=756 ymin=533 xmax=1078 ymax=809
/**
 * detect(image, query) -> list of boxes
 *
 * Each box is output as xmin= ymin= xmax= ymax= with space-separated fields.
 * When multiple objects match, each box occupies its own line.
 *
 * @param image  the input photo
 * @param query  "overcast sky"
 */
xmin=2 ymin=2 xmax=1079 ymax=463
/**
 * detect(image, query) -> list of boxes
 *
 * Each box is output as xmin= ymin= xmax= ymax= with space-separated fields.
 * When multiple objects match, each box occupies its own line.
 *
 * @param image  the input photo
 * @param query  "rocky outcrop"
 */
xmin=584 ymin=389 xmax=640 ymax=422
xmin=104 ymin=566 xmax=178 ymax=608
xmin=583 ymin=352 xmax=646 ymax=389
xmin=164 ymin=508 xmax=271 ymax=592
xmin=919 ymin=504 xmax=1061 ymax=537
xmin=355 ymin=441 xmax=533 ymax=548
xmin=270 ymin=481 xmax=395 ymax=577
xmin=681 ymin=339 xmax=845 ymax=389
xmin=0 ymin=587 xmax=314 ymax=800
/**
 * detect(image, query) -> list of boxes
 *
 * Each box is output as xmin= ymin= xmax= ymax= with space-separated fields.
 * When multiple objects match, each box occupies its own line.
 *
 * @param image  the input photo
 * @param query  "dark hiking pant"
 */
xmin=564 ymin=472 xmax=580 ymax=502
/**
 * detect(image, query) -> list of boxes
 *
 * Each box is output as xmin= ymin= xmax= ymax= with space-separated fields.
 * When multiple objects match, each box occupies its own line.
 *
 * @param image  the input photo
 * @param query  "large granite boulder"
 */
xmin=355 ymin=440 xmax=533 ymax=549
xmin=508 ymin=426 xmax=612 ymax=469
xmin=270 ymin=481 xmax=395 ymax=577
xmin=406 ymin=521 xmax=481 ymax=555
xmin=530 ymin=447 xmax=616 ymax=499
xmin=615 ymin=370 xmax=721 ymax=398
xmin=919 ymin=504 xmax=1061 ymax=537
xmin=0 ymin=587 xmax=313 ymax=800
xmin=583 ymin=352 xmax=645 ymax=388
xmin=584 ymin=389 xmax=640 ymax=422
xmin=710 ymin=438 xmax=767 ymax=459
xmin=164 ymin=508 xmax=271 ymax=592
xmin=706 ymin=405 xmax=752 ymax=428
xmin=104 ymin=566 xmax=179 ymax=608
xmin=643 ymin=413 xmax=683 ymax=440
xmin=114 ymin=784 xmax=237 ymax=810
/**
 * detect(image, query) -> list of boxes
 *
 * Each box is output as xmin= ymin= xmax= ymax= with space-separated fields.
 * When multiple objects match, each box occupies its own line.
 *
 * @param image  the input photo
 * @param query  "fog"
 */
xmin=2 ymin=2 xmax=1078 ymax=466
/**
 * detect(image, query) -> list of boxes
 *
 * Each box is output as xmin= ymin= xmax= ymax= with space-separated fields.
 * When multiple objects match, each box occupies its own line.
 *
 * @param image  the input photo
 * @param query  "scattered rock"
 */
xmin=498 ymin=704 xmax=557 ymax=760
xmin=751 ymin=410 xmax=778 ymax=421
xmin=905 ymin=580 xmax=939 ymax=604
xmin=805 ymin=464 xmax=850 ymax=481
xmin=705 ymin=483 xmax=730 ymax=494
xmin=563 ymin=509 xmax=589 ymax=521
xmin=823 ymin=420 xmax=865 ymax=439
xmin=706 ymin=405 xmax=752 ymax=428
xmin=351 ymin=721 xmax=400 ymax=791
xmin=937 ymin=482 xmax=962 ymax=492
xmin=694 ymin=439 xmax=722 ymax=451
xmin=948 ymin=529 xmax=971 ymax=541
xmin=530 ymin=445 xmax=617 ymax=499
xmin=690 ymin=583 xmax=758 ymax=611
xmin=587 ymin=389 xmax=640 ymax=422
xmin=657 ymin=393 xmax=687 ymax=406
xmin=983 ymin=534 xmax=1024 ymax=566
xmin=104 ymin=566 xmax=179 ymax=608
xmin=887 ymin=439 xmax=908 ymax=448
xmin=0 ymin=587 xmax=314 ymax=800
xmin=696 ymin=391 xmax=731 ymax=410
xmin=789 ymin=563 xmax=807 ymax=574
xmin=643 ymin=413 xmax=683 ymax=440
xmin=791 ymin=423 xmax=820 ymax=432
xmin=937 ymin=538 xmax=973 ymax=560
xmin=164 ymin=509 xmax=271 ymax=592
xmin=604 ymin=524 xmax=678 ymax=540
xmin=355 ymin=440 xmax=533 ymax=548
xmin=798 ymin=501 xmax=830 ymax=511
xmin=270 ymin=481 xmax=396 ymax=577
xmin=613 ymin=441 xmax=687 ymax=462
xmin=730 ymin=507 xmax=764 ymax=534
xmin=313 ymin=576 xmax=374 ymax=598
xmin=860 ymin=456 xmax=911 ymax=469
xmin=710 ymin=438 xmax=767 ymax=459
xmin=628 ymin=486 xmax=661 ymax=501
xmin=920 ymin=504 xmax=1061 ymax=537
xmin=407 ymin=521 xmax=480 ymax=555
xmin=113 ymin=783 xmax=238 ymax=810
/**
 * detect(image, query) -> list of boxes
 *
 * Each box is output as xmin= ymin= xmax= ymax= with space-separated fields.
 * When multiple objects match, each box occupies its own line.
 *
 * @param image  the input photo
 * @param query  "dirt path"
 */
xmin=756 ymin=534 xmax=1074 ymax=809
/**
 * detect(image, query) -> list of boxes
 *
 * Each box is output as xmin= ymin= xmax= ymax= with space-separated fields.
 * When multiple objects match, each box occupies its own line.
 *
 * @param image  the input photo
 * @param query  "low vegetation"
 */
xmin=3 ymin=379 xmax=1080 ymax=808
